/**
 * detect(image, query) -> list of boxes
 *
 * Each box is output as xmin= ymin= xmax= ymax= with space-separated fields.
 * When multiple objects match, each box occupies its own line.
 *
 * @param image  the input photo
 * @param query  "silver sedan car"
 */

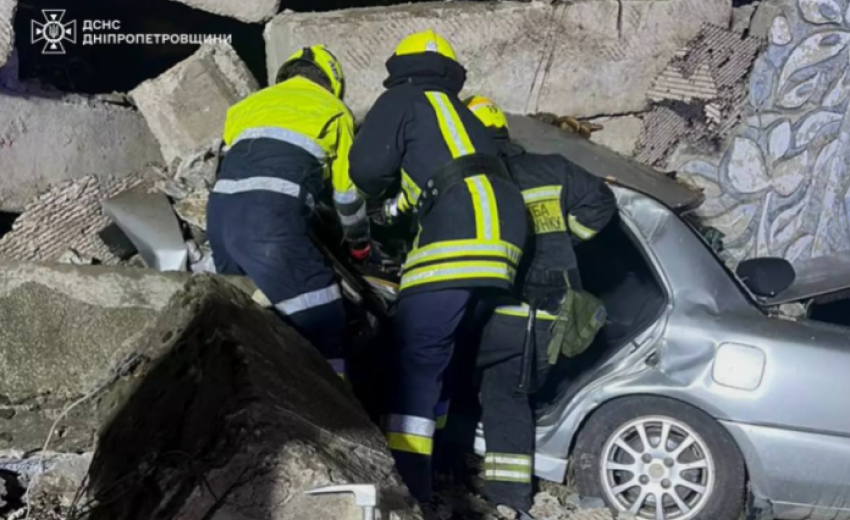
xmin=467 ymin=116 xmax=850 ymax=520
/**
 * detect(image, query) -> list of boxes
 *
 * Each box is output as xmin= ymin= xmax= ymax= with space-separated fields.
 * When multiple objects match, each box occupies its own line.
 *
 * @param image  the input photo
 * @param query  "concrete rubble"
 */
xmin=635 ymin=24 xmax=765 ymax=167
xmin=131 ymin=42 xmax=259 ymax=166
xmin=0 ymin=266 xmax=409 ymax=520
xmin=79 ymin=275 xmax=421 ymax=520
xmin=265 ymin=0 xmax=732 ymax=119
xmin=0 ymin=170 xmax=163 ymax=265
xmin=0 ymin=89 xmax=164 ymax=212
xmin=0 ymin=262 xmax=190 ymax=453
xmin=167 ymin=0 xmax=281 ymax=24
xmin=0 ymin=1 xmax=810 ymax=518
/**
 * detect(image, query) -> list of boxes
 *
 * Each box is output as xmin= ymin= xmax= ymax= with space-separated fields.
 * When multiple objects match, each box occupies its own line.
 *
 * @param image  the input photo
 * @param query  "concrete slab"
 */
xmin=86 ymin=276 xmax=422 ymax=520
xmin=587 ymin=115 xmax=644 ymax=157
xmin=265 ymin=0 xmax=732 ymax=119
xmin=166 ymin=0 xmax=279 ymax=23
xmin=131 ymin=42 xmax=259 ymax=165
xmin=0 ymin=262 xmax=261 ymax=452
xmin=0 ymin=0 xmax=15 ymax=68
xmin=0 ymin=90 xmax=164 ymax=211
xmin=0 ymin=263 xmax=188 ymax=405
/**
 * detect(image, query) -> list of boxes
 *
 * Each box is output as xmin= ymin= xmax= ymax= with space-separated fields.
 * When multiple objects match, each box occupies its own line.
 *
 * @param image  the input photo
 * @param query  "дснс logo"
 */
xmin=32 ymin=10 xmax=76 ymax=55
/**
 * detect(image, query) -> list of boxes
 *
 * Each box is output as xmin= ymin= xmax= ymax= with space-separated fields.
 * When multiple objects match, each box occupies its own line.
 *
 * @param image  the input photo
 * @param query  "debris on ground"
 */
xmin=0 ymin=452 xmax=91 ymax=520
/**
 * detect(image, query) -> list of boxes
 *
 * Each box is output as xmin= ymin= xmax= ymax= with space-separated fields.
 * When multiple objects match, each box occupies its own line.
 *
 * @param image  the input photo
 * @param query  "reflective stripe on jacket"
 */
xmin=350 ymin=53 xmax=526 ymax=295
xmin=221 ymin=77 xmax=368 ymax=244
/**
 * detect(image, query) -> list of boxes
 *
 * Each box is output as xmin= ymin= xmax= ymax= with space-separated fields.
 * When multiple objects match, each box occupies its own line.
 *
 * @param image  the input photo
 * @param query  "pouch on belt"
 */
xmin=547 ymin=274 xmax=607 ymax=364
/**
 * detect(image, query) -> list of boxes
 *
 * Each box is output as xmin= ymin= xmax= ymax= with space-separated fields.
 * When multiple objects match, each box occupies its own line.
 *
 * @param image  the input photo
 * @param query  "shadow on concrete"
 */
xmin=83 ymin=276 xmax=417 ymax=520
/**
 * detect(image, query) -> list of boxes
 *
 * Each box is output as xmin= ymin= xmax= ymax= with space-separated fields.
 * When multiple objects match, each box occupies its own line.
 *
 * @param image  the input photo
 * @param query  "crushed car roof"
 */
xmin=765 ymin=251 xmax=850 ymax=306
xmin=506 ymin=115 xmax=704 ymax=212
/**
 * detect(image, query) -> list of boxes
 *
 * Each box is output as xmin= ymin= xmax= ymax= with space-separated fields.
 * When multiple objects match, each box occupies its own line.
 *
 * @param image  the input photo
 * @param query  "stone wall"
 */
xmin=669 ymin=0 xmax=850 ymax=264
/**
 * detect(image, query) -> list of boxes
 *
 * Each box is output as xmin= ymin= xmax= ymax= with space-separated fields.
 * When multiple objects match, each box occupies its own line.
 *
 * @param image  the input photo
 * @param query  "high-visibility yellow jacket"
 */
xmin=221 ymin=77 xmax=367 ymax=243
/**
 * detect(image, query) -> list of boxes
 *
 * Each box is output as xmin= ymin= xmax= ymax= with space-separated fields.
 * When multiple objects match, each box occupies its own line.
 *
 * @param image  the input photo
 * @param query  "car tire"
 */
xmin=573 ymin=396 xmax=745 ymax=520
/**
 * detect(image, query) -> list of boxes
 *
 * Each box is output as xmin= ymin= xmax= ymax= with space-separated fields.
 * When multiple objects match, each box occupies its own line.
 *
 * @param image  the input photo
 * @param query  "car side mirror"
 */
xmin=736 ymin=257 xmax=796 ymax=297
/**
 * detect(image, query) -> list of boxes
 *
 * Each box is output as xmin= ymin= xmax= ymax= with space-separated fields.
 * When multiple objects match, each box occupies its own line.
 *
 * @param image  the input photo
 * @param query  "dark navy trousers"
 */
xmin=207 ymin=189 xmax=346 ymax=363
xmin=386 ymin=289 xmax=474 ymax=503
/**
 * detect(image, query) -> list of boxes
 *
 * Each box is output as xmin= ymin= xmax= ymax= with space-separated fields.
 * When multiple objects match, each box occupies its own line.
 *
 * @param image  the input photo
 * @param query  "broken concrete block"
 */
xmin=0 ymin=170 xmax=160 ymax=265
xmin=86 ymin=276 xmax=421 ymax=520
xmin=0 ymin=262 xmax=190 ymax=451
xmin=0 ymin=0 xmax=15 ymax=68
xmin=167 ymin=0 xmax=279 ymax=24
xmin=0 ymin=90 xmax=164 ymax=211
xmin=265 ymin=0 xmax=732 ymax=119
xmin=0 ymin=263 xmax=262 ymax=454
xmin=587 ymin=115 xmax=644 ymax=157
xmin=131 ymin=42 xmax=259 ymax=165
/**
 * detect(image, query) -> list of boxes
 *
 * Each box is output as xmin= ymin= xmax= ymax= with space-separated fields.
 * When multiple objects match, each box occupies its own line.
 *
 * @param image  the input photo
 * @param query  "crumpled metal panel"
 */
xmin=102 ymin=190 xmax=188 ymax=272
xmin=506 ymin=115 xmax=704 ymax=213
xmin=532 ymin=186 xmax=850 ymax=514
xmin=765 ymin=251 xmax=850 ymax=306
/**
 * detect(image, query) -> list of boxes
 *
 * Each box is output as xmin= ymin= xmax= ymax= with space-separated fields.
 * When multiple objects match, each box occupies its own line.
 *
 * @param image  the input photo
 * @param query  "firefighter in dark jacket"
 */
xmin=466 ymin=95 xmax=617 ymax=516
xmin=207 ymin=45 xmax=368 ymax=379
xmin=349 ymin=30 xmax=527 ymax=503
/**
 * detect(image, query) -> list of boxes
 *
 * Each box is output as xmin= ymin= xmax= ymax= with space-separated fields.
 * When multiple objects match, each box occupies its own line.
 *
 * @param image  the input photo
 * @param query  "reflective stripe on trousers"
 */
xmin=385 ymin=414 xmax=436 ymax=456
xmin=274 ymin=284 xmax=342 ymax=316
xmin=232 ymin=126 xmax=327 ymax=161
xmin=213 ymin=176 xmax=302 ymax=197
xmin=484 ymin=453 xmax=533 ymax=483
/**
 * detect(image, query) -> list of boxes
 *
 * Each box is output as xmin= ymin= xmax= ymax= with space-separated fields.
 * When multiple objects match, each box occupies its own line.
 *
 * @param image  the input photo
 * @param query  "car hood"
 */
xmin=763 ymin=250 xmax=850 ymax=306
xmin=505 ymin=115 xmax=704 ymax=213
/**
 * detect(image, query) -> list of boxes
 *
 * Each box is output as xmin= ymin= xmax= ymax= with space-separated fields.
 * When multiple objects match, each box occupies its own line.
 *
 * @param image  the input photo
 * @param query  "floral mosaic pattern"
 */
xmin=673 ymin=0 xmax=850 ymax=264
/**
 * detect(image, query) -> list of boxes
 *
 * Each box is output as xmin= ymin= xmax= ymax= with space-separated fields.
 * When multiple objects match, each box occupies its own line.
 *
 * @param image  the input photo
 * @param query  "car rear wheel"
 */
xmin=573 ymin=396 xmax=745 ymax=520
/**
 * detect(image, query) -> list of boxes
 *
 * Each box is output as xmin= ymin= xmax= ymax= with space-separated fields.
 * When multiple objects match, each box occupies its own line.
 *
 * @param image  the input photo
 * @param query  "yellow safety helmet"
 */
xmin=394 ymin=29 xmax=458 ymax=62
xmin=276 ymin=44 xmax=345 ymax=99
xmin=465 ymin=95 xmax=509 ymax=131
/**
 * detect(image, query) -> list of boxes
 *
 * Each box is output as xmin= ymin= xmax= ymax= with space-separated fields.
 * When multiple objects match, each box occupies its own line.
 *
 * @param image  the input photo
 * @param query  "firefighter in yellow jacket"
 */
xmin=349 ymin=30 xmax=527 ymax=503
xmin=207 ymin=45 xmax=368 ymax=378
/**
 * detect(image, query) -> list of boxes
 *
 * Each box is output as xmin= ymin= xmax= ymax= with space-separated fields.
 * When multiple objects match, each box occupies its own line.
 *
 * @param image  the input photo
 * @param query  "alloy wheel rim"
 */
xmin=599 ymin=415 xmax=715 ymax=520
